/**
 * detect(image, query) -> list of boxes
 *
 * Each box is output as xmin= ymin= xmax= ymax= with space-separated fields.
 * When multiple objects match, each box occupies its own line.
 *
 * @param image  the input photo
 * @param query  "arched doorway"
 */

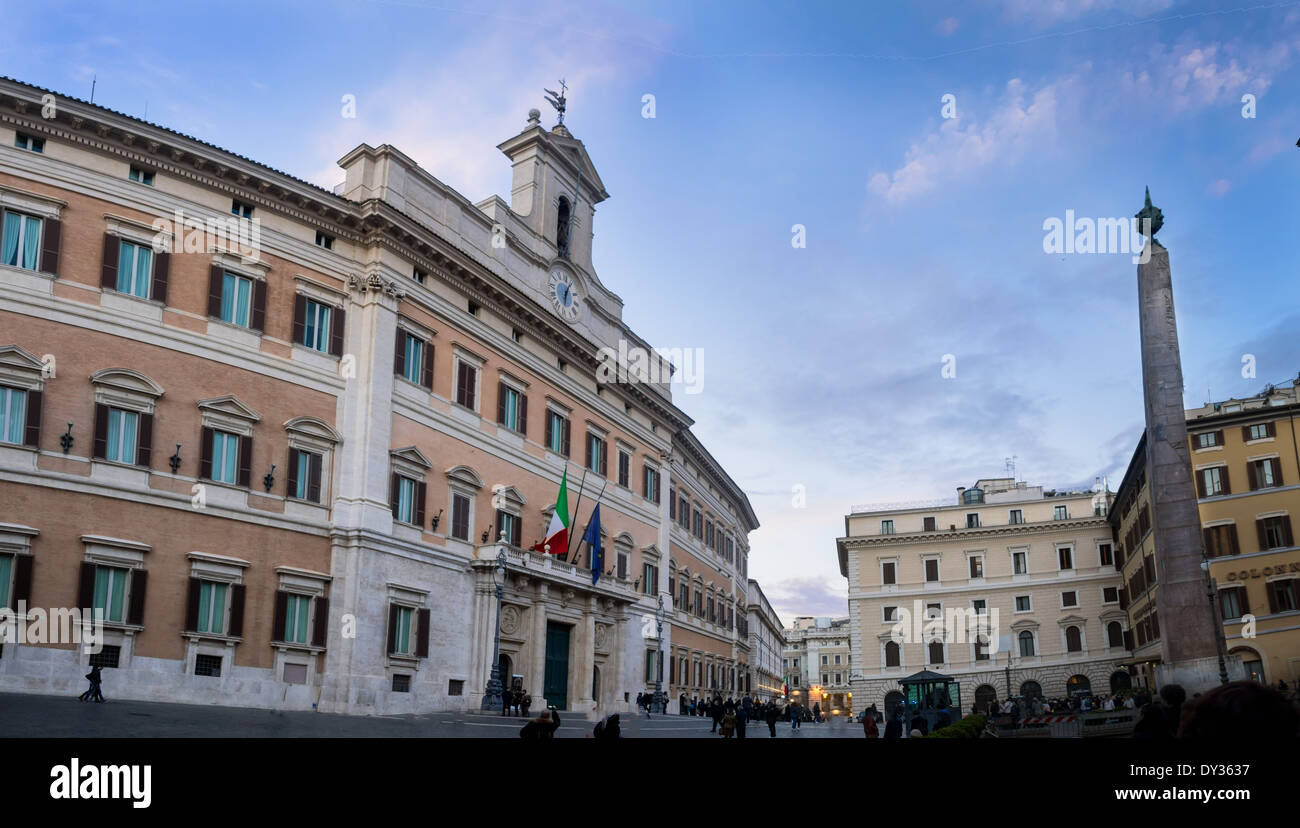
xmin=498 ymin=654 xmax=512 ymax=690
xmin=884 ymin=690 xmax=905 ymax=721
xmin=1066 ymin=674 xmax=1091 ymax=697
xmin=1019 ymin=680 xmax=1042 ymax=700
xmin=1109 ymin=670 xmax=1131 ymax=692
xmin=974 ymin=684 xmax=998 ymax=713
xmin=1229 ymin=646 xmax=1265 ymax=682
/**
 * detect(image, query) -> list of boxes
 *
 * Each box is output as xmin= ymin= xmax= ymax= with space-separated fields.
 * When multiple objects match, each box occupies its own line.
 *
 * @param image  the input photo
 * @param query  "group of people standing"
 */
xmin=499 ymin=687 xmax=534 ymax=718
xmin=674 ymin=693 xmax=813 ymax=738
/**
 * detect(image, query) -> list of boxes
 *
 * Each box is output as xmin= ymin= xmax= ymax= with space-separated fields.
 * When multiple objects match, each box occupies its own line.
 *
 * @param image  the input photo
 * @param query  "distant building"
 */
xmin=746 ymin=579 xmax=784 ymax=701
xmin=838 ymin=477 xmax=1129 ymax=718
xmin=782 ymin=615 xmax=852 ymax=716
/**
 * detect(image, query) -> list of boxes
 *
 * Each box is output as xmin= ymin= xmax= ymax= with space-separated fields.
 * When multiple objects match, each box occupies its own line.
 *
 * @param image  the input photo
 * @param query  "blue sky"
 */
xmin=7 ymin=0 xmax=1298 ymax=623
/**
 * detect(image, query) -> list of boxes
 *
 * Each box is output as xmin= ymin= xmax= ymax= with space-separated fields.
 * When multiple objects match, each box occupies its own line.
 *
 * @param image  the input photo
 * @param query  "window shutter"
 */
xmin=1283 ymin=516 xmax=1295 ymax=548
xmin=497 ymin=382 xmax=507 ymax=424
xmin=207 ymin=266 xmax=224 ymax=318
xmin=1247 ymin=461 xmax=1258 ymax=491
xmin=292 ymin=294 xmax=307 ymax=345
xmin=1238 ymin=585 xmax=1250 ymax=616
xmin=1268 ymin=421 xmax=1277 ymax=438
xmin=1123 ymin=629 xmax=1134 ymax=650
xmin=585 ymin=433 xmax=592 ymax=469
xmin=272 ymin=590 xmax=288 ymax=642
xmin=562 ymin=417 xmax=571 ymax=456
xmin=12 ymin=555 xmax=32 ymax=608
xmin=1256 ymin=519 xmax=1268 ymax=551
xmin=452 ymin=495 xmax=468 ymax=540
xmin=329 ymin=306 xmax=344 ymax=357
xmin=518 ymin=394 xmax=527 ymax=436
xmin=77 ymin=562 xmax=96 ymax=611
xmin=1228 ymin=523 xmax=1240 ymax=556
xmin=185 ymin=577 xmax=201 ymax=631
xmin=1195 ymin=470 xmax=1206 ymax=499
xmin=1271 ymin=458 xmax=1284 ymax=487
xmin=126 ymin=569 xmax=147 ymax=626
xmin=544 ymin=411 xmax=552 ymax=449
xmin=465 ymin=366 xmax=476 ymax=409
xmin=311 ymin=596 xmax=329 ymax=648
xmin=228 ymin=584 xmax=246 ymax=638
xmin=390 ymin=473 xmax=400 ymax=518
xmin=237 ymin=435 xmax=252 ymax=488
xmin=1267 ymin=582 xmax=1279 ymax=614
xmin=393 ymin=329 xmax=406 ymax=377
xmin=250 ymin=279 xmax=267 ymax=332
xmin=39 ymin=218 xmax=60 ymax=275
xmin=415 ymin=481 xmax=427 ymax=528
xmin=495 ymin=510 xmax=505 ymax=542
xmin=1202 ymin=527 xmax=1215 ymax=558
xmin=151 ymin=251 xmax=169 ymax=304
xmin=386 ymin=604 xmax=398 ymax=654
xmin=1214 ymin=429 xmax=1223 ymax=446
xmin=600 ymin=440 xmax=608 ymax=476
xmin=101 ymin=234 xmax=120 ymax=288
xmin=286 ymin=448 xmax=300 ymax=497
xmin=136 ymin=412 xmax=153 ymax=467
xmin=307 ymin=452 xmax=322 ymax=503
xmin=23 ymin=389 xmax=41 ymax=448
xmin=416 ymin=608 xmax=431 ymax=658
xmin=1220 ymin=466 xmax=1231 ymax=495
xmin=1241 ymin=425 xmax=1252 ymax=442
xmin=92 ymin=403 xmax=109 ymax=459
xmin=199 ymin=427 xmax=214 ymax=480
xmin=421 ymin=341 xmax=434 ymax=390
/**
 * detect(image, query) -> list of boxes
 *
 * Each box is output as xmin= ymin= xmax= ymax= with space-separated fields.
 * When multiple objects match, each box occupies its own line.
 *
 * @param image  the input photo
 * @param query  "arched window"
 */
xmin=884 ymin=641 xmax=900 ymax=667
xmin=1065 ymin=626 xmax=1082 ymax=652
xmin=1018 ymin=630 xmax=1035 ymax=657
xmin=556 ymin=196 xmax=571 ymax=258
xmin=974 ymin=684 xmax=998 ymax=713
xmin=1107 ymin=621 xmax=1124 ymax=648
xmin=1066 ymin=674 xmax=1091 ymax=696
xmin=1019 ymin=680 xmax=1042 ymax=700
xmin=884 ymin=690 xmax=905 ymax=720
xmin=928 ymin=641 xmax=944 ymax=664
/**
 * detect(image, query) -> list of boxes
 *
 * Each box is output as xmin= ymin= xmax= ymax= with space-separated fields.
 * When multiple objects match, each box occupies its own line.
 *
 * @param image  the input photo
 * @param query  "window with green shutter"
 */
xmin=93 ymin=566 xmax=129 ymax=624
xmin=196 ymin=581 xmax=228 ymax=635
xmin=284 ymin=594 xmax=311 ymax=644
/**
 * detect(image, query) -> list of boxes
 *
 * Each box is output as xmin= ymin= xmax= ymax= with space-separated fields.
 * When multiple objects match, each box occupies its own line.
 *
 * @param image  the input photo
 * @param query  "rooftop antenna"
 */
xmin=90 ymin=75 xmax=96 ymax=104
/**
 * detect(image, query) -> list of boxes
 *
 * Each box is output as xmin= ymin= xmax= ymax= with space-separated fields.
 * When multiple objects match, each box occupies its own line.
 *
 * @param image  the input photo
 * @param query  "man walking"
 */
xmin=766 ymin=702 xmax=779 ymax=737
xmin=79 ymin=665 xmax=104 ymax=703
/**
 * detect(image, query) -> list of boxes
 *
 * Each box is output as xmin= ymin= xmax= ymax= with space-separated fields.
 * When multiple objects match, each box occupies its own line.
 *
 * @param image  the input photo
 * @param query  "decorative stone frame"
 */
xmin=445 ymin=464 xmax=484 ymax=543
xmin=91 ymin=368 xmax=164 ymax=416
xmin=0 ymin=345 xmax=46 ymax=394
xmin=451 ymin=344 xmax=485 ymax=415
xmin=385 ymin=582 xmax=428 ymax=668
xmin=1008 ymin=545 xmax=1030 ymax=580
xmin=0 ymin=523 xmax=37 ymax=625
xmin=877 ymin=556 xmax=899 ymax=592
xmin=0 ymin=183 xmax=65 ymax=221
xmin=105 ymin=212 xmax=170 ymax=253
xmin=272 ymin=566 xmax=330 ymax=686
xmin=1100 ymin=610 xmax=1128 ymax=652
xmin=283 ymin=416 xmax=340 ymax=505
xmin=1054 ymin=542 xmax=1076 ymax=573
xmin=79 ymin=534 xmax=151 ymax=669
xmin=879 ymin=634 xmax=904 ymax=672
xmin=185 ymin=551 xmax=248 ymax=651
xmin=197 ymin=396 xmax=260 ymax=437
xmin=491 ymin=484 xmax=526 ymax=545
xmin=1058 ymin=615 xmax=1088 ymax=656
xmin=920 ymin=552 xmax=942 ymax=586
xmin=964 ymin=549 xmax=987 ymax=583
xmin=1011 ymin=619 xmax=1040 ymax=660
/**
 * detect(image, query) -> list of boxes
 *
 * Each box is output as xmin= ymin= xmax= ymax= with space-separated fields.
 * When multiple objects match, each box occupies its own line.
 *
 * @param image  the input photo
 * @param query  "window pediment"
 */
xmin=445 ymin=464 xmax=485 ymax=490
xmin=198 ymin=396 xmax=261 ymax=422
xmin=0 ymin=345 xmax=47 ymax=391
xmin=390 ymin=446 xmax=432 ymax=474
xmin=492 ymin=484 xmax=526 ymax=509
xmin=284 ymin=416 xmax=341 ymax=444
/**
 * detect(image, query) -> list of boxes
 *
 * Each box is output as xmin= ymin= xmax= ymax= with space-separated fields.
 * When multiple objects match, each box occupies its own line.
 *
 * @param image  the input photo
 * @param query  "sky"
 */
xmin=6 ymin=0 xmax=1298 ymax=626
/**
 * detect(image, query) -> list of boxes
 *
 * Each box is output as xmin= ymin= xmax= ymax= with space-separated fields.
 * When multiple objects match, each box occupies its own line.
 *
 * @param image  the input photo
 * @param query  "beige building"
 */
xmin=837 ymin=478 xmax=1130 ymax=717
xmin=746 ymin=578 xmax=783 ymax=701
xmin=781 ymin=615 xmax=851 ymax=715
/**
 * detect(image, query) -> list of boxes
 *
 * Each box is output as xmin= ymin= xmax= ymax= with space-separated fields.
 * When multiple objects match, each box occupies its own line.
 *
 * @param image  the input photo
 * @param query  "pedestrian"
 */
xmin=79 ymin=665 xmax=104 ymax=703
xmin=710 ymin=697 xmax=722 ymax=733
xmin=520 ymin=705 xmax=560 ymax=739
xmin=521 ymin=693 xmax=532 ymax=718
xmin=593 ymin=713 xmax=621 ymax=739
xmin=720 ymin=709 xmax=736 ymax=738
xmin=789 ymin=702 xmax=801 ymax=730
xmin=863 ymin=712 xmax=879 ymax=738
xmin=736 ymin=702 xmax=748 ymax=739
xmin=883 ymin=713 xmax=902 ymax=739
xmin=766 ymin=702 xmax=779 ymax=737
xmin=813 ymin=702 xmax=821 ymax=723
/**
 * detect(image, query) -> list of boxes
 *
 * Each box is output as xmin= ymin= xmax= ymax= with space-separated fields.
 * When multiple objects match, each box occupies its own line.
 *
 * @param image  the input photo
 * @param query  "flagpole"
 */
xmin=570 ymin=480 xmax=608 ymax=565
xmin=565 ymin=465 xmax=589 ymax=559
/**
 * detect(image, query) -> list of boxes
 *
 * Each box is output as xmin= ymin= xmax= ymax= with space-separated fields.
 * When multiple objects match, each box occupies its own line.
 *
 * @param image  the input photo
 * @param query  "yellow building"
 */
xmin=1113 ymin=373 xmax=1300 ymax=689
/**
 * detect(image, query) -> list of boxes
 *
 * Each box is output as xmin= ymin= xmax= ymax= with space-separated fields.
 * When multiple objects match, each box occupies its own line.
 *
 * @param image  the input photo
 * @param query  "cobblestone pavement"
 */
xmin=0 ymin=693 xmax=868 ymax=738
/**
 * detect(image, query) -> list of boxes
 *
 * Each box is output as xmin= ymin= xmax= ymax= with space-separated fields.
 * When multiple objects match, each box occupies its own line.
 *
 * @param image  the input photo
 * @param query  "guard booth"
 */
xmin=898 ymin=670 xmax=962 ymax=736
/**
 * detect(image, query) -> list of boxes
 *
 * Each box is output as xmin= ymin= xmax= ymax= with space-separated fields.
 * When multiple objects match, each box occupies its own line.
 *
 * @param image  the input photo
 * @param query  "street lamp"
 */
xmin=653 ymin=592 xmax=665 ymax=714
xmin=1199 ymin=557 xmax=1230 ymax=685
xmin=480 ymin=549 xmax=508 ymax=711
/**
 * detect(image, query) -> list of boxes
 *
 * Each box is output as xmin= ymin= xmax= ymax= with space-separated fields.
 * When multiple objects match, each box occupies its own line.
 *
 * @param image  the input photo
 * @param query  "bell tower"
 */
xmin=497 ymin=88 xmax=609 ymax=274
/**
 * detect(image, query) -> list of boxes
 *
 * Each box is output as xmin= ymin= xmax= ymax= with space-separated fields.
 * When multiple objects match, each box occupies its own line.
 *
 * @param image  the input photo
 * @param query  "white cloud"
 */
xmin=936 ymin=17 xmax=960 ymax=36
xmin=1207 ymin=178 xmax=1231 ymax=197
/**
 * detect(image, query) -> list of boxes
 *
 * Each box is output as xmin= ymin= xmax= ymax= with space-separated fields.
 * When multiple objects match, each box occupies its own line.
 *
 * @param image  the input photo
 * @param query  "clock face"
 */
xmin=546 ymin=267 xmax=582 ymax=322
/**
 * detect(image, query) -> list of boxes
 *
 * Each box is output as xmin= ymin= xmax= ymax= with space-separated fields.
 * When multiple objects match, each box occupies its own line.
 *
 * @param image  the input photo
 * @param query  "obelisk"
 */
xmin=1134 ymin=189 xmax=1237 ymax=692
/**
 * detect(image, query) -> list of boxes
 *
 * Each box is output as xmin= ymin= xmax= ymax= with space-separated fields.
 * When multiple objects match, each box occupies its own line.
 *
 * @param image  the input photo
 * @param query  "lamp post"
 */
xmin=480 ymin=549 xmax=508 ymax=711
xmin=653 ymin=592 xmax=665 ymax=714
xmin=1200 ymin=557 xmax=1230 ymax=685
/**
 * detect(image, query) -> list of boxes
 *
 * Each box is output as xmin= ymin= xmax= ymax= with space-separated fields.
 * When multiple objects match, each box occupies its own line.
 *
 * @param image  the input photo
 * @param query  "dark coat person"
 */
xmin=520 ymin=706 xmax=560 ymax=739
xmin=883 ymin=715 xmax=902 ymax=739
xmin=79 ymin=665 xmax=104 ymax=703
xmin=593 ymin=713 xmax=621 ymax=739
xmin=863 ymin=714 xmax=880 ymax=738
xmin=765 ymin=703 xmax=779 ymax=737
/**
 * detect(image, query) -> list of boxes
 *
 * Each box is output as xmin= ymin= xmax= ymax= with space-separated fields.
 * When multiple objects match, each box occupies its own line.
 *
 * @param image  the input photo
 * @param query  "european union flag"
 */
xmin=584 ymin=503 xmax=603 ymax=585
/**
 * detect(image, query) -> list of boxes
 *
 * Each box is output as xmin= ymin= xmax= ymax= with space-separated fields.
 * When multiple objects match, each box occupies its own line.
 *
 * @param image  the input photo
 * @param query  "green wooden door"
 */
xmin=543 ymin=622 xmax=571 ymax=710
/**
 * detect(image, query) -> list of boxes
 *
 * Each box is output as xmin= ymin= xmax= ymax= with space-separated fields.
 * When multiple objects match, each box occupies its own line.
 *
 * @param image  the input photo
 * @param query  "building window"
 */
xmin=966 ymin=513 xmax=980 ymax=528
xmin=1009 ymin=509 xmax=1023 ymax=525
xmin=14 ymin=132 xmax=44 ymax=152
xmin=1103 ymin=586 xmax=1119 ymax=603
xmin=195 ymin=581 xmax=229 ymax=635
xmin=963 ymin=488 xmax=984 ymax=504
xmin=586 ymin=433 xmax=607 ymax=475
xmin=968 ymin=556 xmax=983 ymax=579
xmin=103 ymin=407 xmax=139 ymax=463
xmin=395 ymin=330 xmax=431 ymax=388
xmin=195 ymin=654 xmax=223 ymax=677
xmin=923 ymin=516 xmax=936 ymax=531
xmin=283 ymin=593 xmax=312 ymax=644
xmin=451 ymin=492 xmax=471 ymax=541
xmin=1258 ymin=516 xmax=1292 ymax=550
xmin=297 ymin=299 xmax=331 ymax=352
xmin=1058 ymin=547 xmax=1074 ymax=570
xmin=231 ymin=199 xmax=253 ymax=218
xmin=128 ymin=165 xmax=154 ymax=185
xmin=1220 ymin=587 xmax=1246 ymax=619
xmin=93 ymin=566 xmax=131 ymax=624
xmin=1247 ymin=423 xmax=1271 ymax=441
xmin=927 ymin=641 xmax=944 ymax=664
xmin=314 ymin=231 xmax=334 ymax=250
xmin=2 ymin=210 xmax=43 ymax=270
xmin=1065 ymin=626 xmax=1082 ymax=652
xmin=643 ymin=563 xmax=657 ymax=595
xmin=881 ymin=520 xmax=895 ymax=535
xmin=289 ymin=448 xmax=322 ymax=502
xmin=1107 ymin=622 xmax=1125 ymax=648
xmin=412 ymin=267 xmax=427 ymax=285
xmin=89 ymin=645 xmax=121 ymax=669
xmin=643 ymin=464 xmax=660 ymax=503
xmin=115 ymin=240 xmax=154 ymax=298
xmin=1250 ymin=459 xmax=1281 ymax=490
xmin=545 ymin=410 xmax=570 ymax=455
xmin=219 ymin=272 xmax=255 ymax=327
xmin=1098 ymin=543 xmax=1113 ymax=566
xmin=924 ymin=559 xmax=939 ymax=582
xmin=1061 ymin=591 xmax=1078 ymax=608
xmin=208 ymin=430 xmax=241 ymax=485
xmin=391 ymin=606 xmax=414 ymax=656
xmin=394 ymin=475 xmax=419 ymax=525
xmin=1196 ymin=431 xmax=1220 ymax=448
xmin=1018 ymin=631 xmax=1035 ymax=657
xmin=618 ymin=450 xmax=630 ymax=488
xmin=454 ymin=359 xmax=479 ymax=411
xmin=497 ymin=384 xmax=523 ymax=432
xmin=1015 ymin=595 xmax=1031 ymax=612
xmin=1268 ymin=579 xmax=1298 ymax=613
xmin=1054 ymin=505 xmax=1068 ymax=520
xmin=881 ymin=561 xmax=896 ymax=586
xmin=495 ymin=510 xmax=521 ymax=547
xmin=0 ymin=386 xmax=27 ymax=444
xmin=1201 ymin=466 xmax=1226 ymax=496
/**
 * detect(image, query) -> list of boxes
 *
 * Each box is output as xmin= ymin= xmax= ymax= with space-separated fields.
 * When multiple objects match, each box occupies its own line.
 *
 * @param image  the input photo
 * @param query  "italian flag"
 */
xmin=533 ymin=469 xmax=570 ymax=555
